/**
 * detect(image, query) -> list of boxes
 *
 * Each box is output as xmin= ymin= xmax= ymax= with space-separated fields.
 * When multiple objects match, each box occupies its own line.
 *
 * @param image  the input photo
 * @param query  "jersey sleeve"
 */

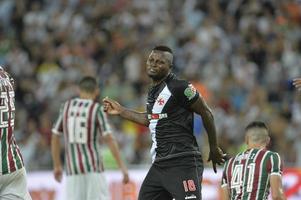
xmin=221 ymin=160 xmax=230 ymax=188
xmin=170 ymin=80 xmax=199 ymax=108
xmin=97 ymin=106 xmax=112 ymax=136
xmin=268 ymin=152 xmax=283 ymax=176
xmin=52 ymin=103 xmax=65 ymax=136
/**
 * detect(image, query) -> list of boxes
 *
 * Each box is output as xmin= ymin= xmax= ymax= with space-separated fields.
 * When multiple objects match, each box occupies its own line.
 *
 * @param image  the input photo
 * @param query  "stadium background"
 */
xmin=0 ymin=0 xmax=300 ymax=199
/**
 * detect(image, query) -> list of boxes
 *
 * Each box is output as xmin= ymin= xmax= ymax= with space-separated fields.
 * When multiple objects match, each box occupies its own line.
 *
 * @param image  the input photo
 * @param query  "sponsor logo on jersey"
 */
xmin=147 ymin=113 xmax=168 ymax=120
xmin=184 ymin=84 xmax=197 ymax=100
xmin=185 ymin=194 xmax=197 ymax=199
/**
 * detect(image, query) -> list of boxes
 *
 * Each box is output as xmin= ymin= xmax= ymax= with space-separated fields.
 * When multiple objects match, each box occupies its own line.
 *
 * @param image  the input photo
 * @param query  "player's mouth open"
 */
xmin=149 ymin=69 xmax=157 ymax=73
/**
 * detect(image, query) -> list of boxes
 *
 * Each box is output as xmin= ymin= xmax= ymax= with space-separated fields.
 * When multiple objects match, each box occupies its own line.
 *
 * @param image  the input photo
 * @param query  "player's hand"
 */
xmin=122 ymin=171 xmax=130 ymax=184
xmin=103 ymin=97 xmax=123 ymax=115
xmin=293 ymin=78 xmax=301 ymax=90
xmin=208 ymin=146 xmax=226 ymax=173
xmin=53 ymin=166 xmax=63 ymax=183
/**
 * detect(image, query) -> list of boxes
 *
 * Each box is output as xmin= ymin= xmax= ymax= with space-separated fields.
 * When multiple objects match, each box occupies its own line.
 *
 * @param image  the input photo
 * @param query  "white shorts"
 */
xmin=66 ymin=172 xmax=110 ymax=200
xmin=0 ymin=167 xmax=32 ymax=200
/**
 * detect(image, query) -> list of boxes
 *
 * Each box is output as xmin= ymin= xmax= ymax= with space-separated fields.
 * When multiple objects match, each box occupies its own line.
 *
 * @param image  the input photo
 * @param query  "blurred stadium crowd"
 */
xmin=0 ymin=0 xmax=301 ymax=170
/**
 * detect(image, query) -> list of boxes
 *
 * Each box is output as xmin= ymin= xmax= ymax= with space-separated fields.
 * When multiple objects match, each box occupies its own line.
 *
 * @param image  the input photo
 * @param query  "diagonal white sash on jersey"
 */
xmin=149 ymin=85 xmax=171 ymax=163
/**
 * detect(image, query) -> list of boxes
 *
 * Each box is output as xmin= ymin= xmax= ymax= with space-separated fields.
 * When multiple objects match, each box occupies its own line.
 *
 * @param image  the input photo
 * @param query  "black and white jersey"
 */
xmin=147 ymin=73 xmax=201 ymax=162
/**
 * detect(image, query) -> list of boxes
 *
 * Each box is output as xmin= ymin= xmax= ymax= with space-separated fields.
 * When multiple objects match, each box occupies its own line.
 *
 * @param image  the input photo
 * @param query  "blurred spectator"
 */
xmin=0 ymin=0 xmax=300 ymax=170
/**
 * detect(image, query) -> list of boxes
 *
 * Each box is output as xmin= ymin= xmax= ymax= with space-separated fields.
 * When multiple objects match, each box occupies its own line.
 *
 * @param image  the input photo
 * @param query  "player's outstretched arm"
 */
xmin=51 ymin=134 xmax=63 ymax=183
xmin=103 ymin=134 xmax=130 ymax=184
xmin=103 ymin=97 xmax=149 ymax=126
xmin=190 ymin=96 xmax=225 ymax=173
xmin=270 ymin=175 xmax=286 ymax=200
xmin=293 ymin=78 xmax=301 ymax=90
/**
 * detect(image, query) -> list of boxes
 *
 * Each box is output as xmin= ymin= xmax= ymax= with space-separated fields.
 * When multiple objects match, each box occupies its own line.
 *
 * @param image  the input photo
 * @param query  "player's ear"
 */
xmin=245 ymin=134 xmax=249 ymax=146
xmin=76 ymin=87 xmax=81 ymax=95
xmin=266 ymin=136 xmax=271 ymax=147
xmin=94 ymin=89 xmax=100 ymax=100
xmin=95 ymin=89 xmax=100 ymax=96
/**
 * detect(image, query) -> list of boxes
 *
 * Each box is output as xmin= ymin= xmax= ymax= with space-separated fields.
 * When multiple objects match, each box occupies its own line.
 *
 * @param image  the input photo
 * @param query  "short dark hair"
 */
xmin=79 ymin=76 xmax=97 ymax=93
xmin=245 ymin=121 xmax=268 ymax=131
xmin=153 ymin=45 xmax=173 ymax=54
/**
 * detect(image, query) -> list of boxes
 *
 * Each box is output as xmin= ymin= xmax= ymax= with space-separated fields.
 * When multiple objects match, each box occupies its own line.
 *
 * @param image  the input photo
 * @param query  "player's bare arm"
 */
xmin=293 ymin=78 xmax=301 ymax=90
xmin=190 ymin=96 xmax=225 ymax=172
xmin=51 ymin=134 xmax=63 ymax=183
xmin=103 ymin=134 xmax=130 ymax=184
xmin=221 ymin=186 xmax=230 ymax=200
xmin=221 ymin=165 xmax=230 ymax=200
xmin=270 ymin=175 xmax=286 ymax=200
xmin=103 ymin=97 xmax=149 ymax=126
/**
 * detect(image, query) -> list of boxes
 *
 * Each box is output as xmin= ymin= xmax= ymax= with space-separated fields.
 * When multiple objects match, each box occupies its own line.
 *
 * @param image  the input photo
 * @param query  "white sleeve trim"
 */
xmin=52 ymin=128 xmax=62 ymax=135
xmin=102 ymin=131 xmax=112 ymax=136
xmin=221 ymin=184 xmax=228 ymax=188
xmin=270 ymin=172 xmax=282 ymax=177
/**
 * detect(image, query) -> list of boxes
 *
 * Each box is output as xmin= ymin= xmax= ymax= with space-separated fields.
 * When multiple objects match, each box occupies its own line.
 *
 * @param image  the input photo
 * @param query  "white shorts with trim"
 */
xmin=0 ymin=167 xmax=32 ymax=200
xmin=66 ymin=172 xmax=110 ymax=200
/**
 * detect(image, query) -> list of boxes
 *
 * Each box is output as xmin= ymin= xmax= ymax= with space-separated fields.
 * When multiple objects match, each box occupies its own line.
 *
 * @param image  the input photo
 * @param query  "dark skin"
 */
xmin=103 ymin=50 xmax=225 ymax=172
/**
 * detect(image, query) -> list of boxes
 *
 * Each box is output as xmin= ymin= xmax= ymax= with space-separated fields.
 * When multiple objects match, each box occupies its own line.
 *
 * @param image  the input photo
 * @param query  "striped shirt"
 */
xmin=0 ymin=70 xmax=24 ymax=175
xmin=221 ymin=148 xmax=282 ymax=200
xmin=52 ymin=98 xmax=112 ymax=175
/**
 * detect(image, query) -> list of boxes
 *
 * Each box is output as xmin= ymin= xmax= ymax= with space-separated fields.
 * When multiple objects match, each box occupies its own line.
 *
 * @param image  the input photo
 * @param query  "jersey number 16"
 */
xmin=67 ymin=115 xmax=88 ymax=144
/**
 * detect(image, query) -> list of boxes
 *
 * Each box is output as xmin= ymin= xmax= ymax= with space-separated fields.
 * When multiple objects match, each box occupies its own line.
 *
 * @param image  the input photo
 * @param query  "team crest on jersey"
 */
xmin=184 ymin=84 xmax=197 ymax=100
xmin=157 ymin=97 xmax=165 ymax=106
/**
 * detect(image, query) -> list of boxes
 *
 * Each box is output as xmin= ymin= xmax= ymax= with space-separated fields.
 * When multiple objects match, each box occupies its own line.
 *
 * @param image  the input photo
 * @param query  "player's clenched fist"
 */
xmin=293 ymin=78 xmax=301 ymax=90
xmin=103 ymin=97 xmax=124 ymax=115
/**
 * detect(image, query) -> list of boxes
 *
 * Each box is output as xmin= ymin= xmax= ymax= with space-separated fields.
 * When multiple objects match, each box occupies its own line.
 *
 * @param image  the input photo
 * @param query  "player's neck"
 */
xmin=247 ymin=143 xmax=266 ymax=150
xmin=79 ymin=93 xmax=94 ymax=100
xmin=151 ymin=72 xmax=170 ymax=86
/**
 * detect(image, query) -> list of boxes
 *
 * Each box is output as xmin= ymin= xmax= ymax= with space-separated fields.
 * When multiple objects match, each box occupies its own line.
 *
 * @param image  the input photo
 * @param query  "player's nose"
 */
xmin=151 ymin=64 xmax=158 ymax=68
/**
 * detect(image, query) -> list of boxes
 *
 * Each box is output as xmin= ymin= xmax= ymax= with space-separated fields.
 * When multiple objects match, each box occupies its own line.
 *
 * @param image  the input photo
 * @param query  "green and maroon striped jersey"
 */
xmin=0 ymin=69 xmax=24 ymax=175
xmin=52 ymin=98 xmax=112 ymax=175
xmin=221 ymin=148 xmax=282 ymax=200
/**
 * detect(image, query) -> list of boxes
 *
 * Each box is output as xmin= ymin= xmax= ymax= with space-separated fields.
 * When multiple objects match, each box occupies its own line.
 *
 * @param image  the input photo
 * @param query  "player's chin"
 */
xmin=147 ymin=72 xmax=157 ymax=78
xmin=147 ymin=72 xmax=163 ymax=80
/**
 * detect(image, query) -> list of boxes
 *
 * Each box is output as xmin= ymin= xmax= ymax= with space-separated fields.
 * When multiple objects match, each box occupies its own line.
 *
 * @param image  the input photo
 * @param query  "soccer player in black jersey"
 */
xmin=103 ymin=46 xmax=225 ymax=200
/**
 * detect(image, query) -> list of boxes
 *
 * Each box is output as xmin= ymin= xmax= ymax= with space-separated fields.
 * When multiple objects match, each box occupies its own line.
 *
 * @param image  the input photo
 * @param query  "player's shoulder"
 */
xmin=90 ymin=101 xmax=104 ymax=112
xmin=222 ymin=155 xmax=236 ymax=171
xmin=266 ymin=150 xmax=281 ymax=158
xmin=63 ymin=97 xmax=76 ymax=105
xmin=0 ymin=66 xmax=9 ymax=76
xmin=59 ymin=99 xmax=72 ymax=110
xmin=257 ymin=149 xmax=281 ymax=162
xmin=165 ymin=73 xmax=195 ymax=95
xmin=0 ymin=67 xmax=14 ymax=87
xmin=262 ymin=148 xmax=279 ymax=155
xmin=165 ymin=73 xmax=189 ymax=88
xmin=226 ymin=150 xmax=249 ymax=164
xmin=225 ymin=154 xmax=238 ymax=165
xmin=62 ymin=97 xmax=92 ymax=106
